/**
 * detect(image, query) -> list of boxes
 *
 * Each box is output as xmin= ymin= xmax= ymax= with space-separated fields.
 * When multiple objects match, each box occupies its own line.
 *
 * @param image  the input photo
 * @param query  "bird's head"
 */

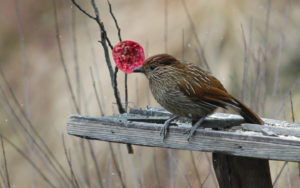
xmin=133 ymin=54 xmax=181 ymax=78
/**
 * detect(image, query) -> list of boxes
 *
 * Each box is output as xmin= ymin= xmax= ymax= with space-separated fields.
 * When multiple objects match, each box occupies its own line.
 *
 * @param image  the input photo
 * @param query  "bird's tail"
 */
xmin=229 ymin=96 xmax=264 ymax=125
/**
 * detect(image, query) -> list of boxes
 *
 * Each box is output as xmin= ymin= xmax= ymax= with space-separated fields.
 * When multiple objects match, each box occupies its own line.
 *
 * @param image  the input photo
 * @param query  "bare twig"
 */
xmin=0 ymin=68 xmax=71 ymax=186
xmin=200 ymin=172 xmax=210 ymax=188
xmin=13 ymin=0 xmax=30 ymax=117
xmin=167 ymin=149 xmax=175 ymax=188
xmin=1 ymin=138 xmax=10 ymax=188
xmin=108 ymin=144 xmax=126 ymax=188
xmin=181 ymin=0 xmax=210 ymax=71
xmin=84 ymin=20 xmax=106 ymax=113
xmin=182 ymin=29 xmax=185 ymax=60
xmin=273 ymin=162 xmax=288 ymax=187
xmin=106 ymin=0 xmax=130 ymax=113
xmin=87 ymin=141 xmax=104 ymax=188
xmin=289 ymin=91 xmax=295 ymax=122
xmin=124 ymin=75 xmax=129 ymax=112
xmin=106 ymin=0 xmax=122 ymax=41
xmin=80 ymin=140 xmax=91 ymax=187
xmin=164 ymin=0 xmax=168 ymax=53
xmin=71 ymin=8 xmax=82 ymax=112
xmin=289 ymin=91 xmax=299 ymax=176
xmin=112 ymin=67 xmax=125 ymax=113
xmin=70 ymin=0 xmax=95 ymax=19
xmin=52 ymin=0 xmax=81 ymax=114
xmin=89 ymin=67 xmax=104 ymax=116
xmin=71 ymin=0 xmax=135 ymax=155
xmin=153 ymin=150 xmax=162 ymax=188
xmin=170 ymin=153 xmax=192 ymax=188
xmin=240 ymin=24 xmax=249 ymax=101
xmin=0 ymin=166 xmax=6 ymax=188
xmin=0 ymin=83 xmax=71 ymax=187
xmin=0 ymin=134 xmax=56 ymax=188
xmin=190 ymin=151 xmax=202 ymax=187
xmin=91 ymin=0 xmax=125 ymax=113
xmin=62 ymin=136 xmax=80 ymax=188
xmin=204 ymin=153 xmax=218 ymax=187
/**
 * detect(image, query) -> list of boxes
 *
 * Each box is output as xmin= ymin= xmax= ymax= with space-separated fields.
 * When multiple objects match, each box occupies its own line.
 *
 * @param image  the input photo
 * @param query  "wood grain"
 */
xmin=67 ymin=108 xmax=300 ymax=162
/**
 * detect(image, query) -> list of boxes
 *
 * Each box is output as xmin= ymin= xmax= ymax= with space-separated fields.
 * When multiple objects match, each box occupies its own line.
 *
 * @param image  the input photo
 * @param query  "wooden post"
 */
xmin=67 ymin=107 xmax=300 ymax=187
xmin=213 ymin=153 xmax=272 ymax=188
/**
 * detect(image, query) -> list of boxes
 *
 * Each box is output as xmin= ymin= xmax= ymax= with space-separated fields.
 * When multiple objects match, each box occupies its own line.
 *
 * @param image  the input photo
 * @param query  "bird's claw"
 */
xmin=159 ymin=126 xmax=168 ymax=141
xmin=186 ymin=129 xmax=195 ymax=142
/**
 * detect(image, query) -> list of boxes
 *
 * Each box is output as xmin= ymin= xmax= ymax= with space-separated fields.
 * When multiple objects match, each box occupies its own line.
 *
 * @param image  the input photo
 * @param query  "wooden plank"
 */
xmin=67 ymin=113 xmax=300 ymax=162
xmin=242 ymin=123 xmax=300 ymax=137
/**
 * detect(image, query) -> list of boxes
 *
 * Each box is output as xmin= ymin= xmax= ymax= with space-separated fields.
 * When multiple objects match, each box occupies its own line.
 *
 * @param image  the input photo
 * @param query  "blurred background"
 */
xmin=0 ymin=0 xmax=300 ymax=187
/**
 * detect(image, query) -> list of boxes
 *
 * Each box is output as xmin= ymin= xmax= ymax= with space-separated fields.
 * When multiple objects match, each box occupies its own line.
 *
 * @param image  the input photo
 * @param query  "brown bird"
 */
xmin=133 ymin=54 xmax=264 ymax=140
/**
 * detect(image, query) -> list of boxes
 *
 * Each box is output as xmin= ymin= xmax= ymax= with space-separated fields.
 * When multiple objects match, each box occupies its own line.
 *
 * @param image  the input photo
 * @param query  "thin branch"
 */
xmin=182 ymin=29 xmax=185 ymax=60
xmin=164 ymin=0 xmax=168 ymax=53
xmin=124 ymin=75 xmax=129 ymax=112
xmin=71 ymin=8 xmax=82 ymax=112
xmin=87 ymin=141 xmax=104 ymax=188
xmin=181 ymin=0 xmax=210 ymax=71
xmin=190 ymin=151 xmax=202 ymax=187
xmin=71 ymin=0 xmax=131 ymax=155
xmin=289 ymin=91 xmax=299 ymax=176
xmin=273 ymin=161 xmax=288 ymax=186
xmin=170 ymin=153 xmax=192 ymax=188
xmin=108 ymin=144 xmax=126 ymax=188
xmin=113 ymin=67 xmax=125 ymax=113
xmin=0 ymin=68 xmax=71 ymax=186
xmin=84 ymin=20 xmax=106 ymax=112
xmin=240 ymin=24 xmax=249 ymax=101
xmin=0 ymin=83 xmax=71 ymax=187
xmin=80 ymin=140 xmax=90 ymax=187
xmin=62 ymin=136 xmax=80 ymax=188
xmin=107 ymin=0 xmax=128 ymax=117
xmin=0 ymin=166 xmax=6 ymax=188
xmin=200 ymin=172 xmax=210 ymax=187
xmin=106 ymin=0 xmax=122 ymax=41
xmin=52 ymin=0 xmax=81 ymax=114
xmin=70 ymin=0 xmax=96 ymax=20
xmin=71 ymin=0 xmax=125 ymax=113
xmin=153 ymin=150 xmax=162 ymax=188
xmin=289 ymin=91 xmax=295 ymax=122
xmin=1 ymin=138 xmax=10 ymax=188
xmin=91 ymin=0 xmax=113 ymax=49
xmin=0 ymin=134 xmax=56 ymax=188
xmin=13 ymin=0 xmax=30 ymax=118
xmin=105 ymin=0 xmax=129 ymax=113
xmin=89 ymin=67 xmax=104 ymax=116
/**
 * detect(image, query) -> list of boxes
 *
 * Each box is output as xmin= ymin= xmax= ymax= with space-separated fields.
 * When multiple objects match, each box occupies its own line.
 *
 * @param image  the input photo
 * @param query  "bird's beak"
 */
xmin=132 ymin=66 xmax=145 ymax=73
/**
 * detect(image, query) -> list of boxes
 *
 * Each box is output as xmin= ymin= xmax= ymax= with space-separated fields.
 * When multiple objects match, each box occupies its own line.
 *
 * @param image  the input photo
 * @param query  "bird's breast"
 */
xmin=149 ymin=77 xmax=214 ymax=119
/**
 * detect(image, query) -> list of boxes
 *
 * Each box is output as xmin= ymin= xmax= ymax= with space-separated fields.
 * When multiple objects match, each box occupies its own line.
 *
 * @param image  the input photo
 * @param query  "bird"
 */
xmin=132 ymin=54 xmax=264 ymax=141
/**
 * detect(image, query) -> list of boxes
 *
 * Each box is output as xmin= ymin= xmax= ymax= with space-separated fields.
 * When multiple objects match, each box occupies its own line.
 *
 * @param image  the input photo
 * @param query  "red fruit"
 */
xmin=112 ymin=40 xmax=145 ymax=73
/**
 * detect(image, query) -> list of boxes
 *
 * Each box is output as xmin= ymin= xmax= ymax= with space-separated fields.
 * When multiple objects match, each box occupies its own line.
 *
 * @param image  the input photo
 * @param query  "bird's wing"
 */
xmin=177 ymin=63 xmax=263 ymax=124
xmin=176 ymin=64 xmax=235 ymax=109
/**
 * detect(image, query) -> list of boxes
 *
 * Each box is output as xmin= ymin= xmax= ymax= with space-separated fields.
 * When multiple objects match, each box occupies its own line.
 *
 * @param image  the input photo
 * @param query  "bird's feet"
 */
xmin=159 ymin=123 xmax=169 ymax=140
xmin=186 ymin=117 xmax=205 ymax=142
xmin=186 ymin=126 xmax=199 ymax=141
xmin=159 ymin=116 xmax=178 ymax=141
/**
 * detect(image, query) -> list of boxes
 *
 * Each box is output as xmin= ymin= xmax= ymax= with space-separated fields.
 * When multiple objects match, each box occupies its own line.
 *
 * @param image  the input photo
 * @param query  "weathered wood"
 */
xmin=213 ymin=153 xmax=272 ymax=188
xmin=242 ymin=123 xmax=300 ymax=137
xmin=67 ymin=108 xmax=300 ymax=162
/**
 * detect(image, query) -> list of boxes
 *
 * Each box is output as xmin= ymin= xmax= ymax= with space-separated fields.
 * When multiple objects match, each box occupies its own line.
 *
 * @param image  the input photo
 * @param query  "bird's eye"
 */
xmin=149 ymin=65 xmax=156 ymax=70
